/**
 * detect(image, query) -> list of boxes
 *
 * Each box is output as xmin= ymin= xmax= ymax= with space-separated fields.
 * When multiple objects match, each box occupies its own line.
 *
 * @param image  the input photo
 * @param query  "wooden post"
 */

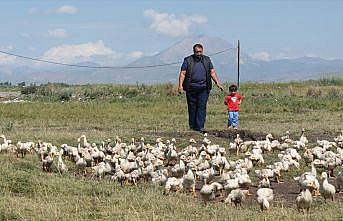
xmin=237 ymin=40 xmax=240 ymax=89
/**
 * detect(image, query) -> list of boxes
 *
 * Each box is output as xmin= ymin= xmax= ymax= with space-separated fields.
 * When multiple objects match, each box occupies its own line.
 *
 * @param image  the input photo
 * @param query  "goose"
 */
xmin=128 ymin=138 xmax=138 ymax=152
xmin=155 ymin=137 xmax=165 ymax=151
xmin=261 ymin=167 xmax=282 ymax=183
xmin=303 ymin=146 xmax=314 ymax=164
xmin=41 ymin=153 xmax=54 ymax=172
xmin=164 ymin=177 xmax=183 ymax=194
xmin=280 ymin=131 xmax=291 ymax=142
xmin=196 ymin=166 xmax=215 ymax=185
xmin=294 ymin=162 xmax=320 ymax=196
xmin=94 ymin=162 xmax=106 ymax=179
xmin=112 ymin=165 xmax=126 ymax=186
xmin=300 ymin=128 xmax=309 ymax=145
xmin=270 ymin=139 xmax=281 ymax=152
xmin=336 ymin=167 xmax=343 ymax=193
xmin=16 ymin=141 xmax=35 ymax=158
xmin=151 ymin=169 xmax=168 ymax=186
xmin=256 ymin=188 xmax=274 ymax=211
xmin=225 ymin=189 xmax=250 ymax=208
xmin=170 ymin=158 xmax=185 ymax=177
xmin=78 ymin=134 xmax=91 ymax=148
xmin=234 ymin=134 xmax=243 ymax=155
xmin=0 ymin=134 xmax=9 ymax=153
xmin=182 ymin=138 xmax=198 ymax=157
xmin=334 ymin=130 xmax=343 ymax=147
xmin=320 ymin=172 xmax=336 ymax=202
xmin=256 ymin=134 xmax=273 ymax=152
xmin=57 ymin=152 xmax=68 ymax=173
xmin=240 ymin=140 xmax=256 ymax=153
xmin=296 ymin=188 xmax=313 ymax=213
xmin=182 ymin=166 xmax=196 ymax=196
xmin=255 ymin=168 xmax=279 ymax=181
xmin=202 ymin=133 xmax=211 ymax=147
xmin=258 ymin=176 xmax=271 ymax=188
xmin=238 ymin=170 xmax=252 ymax=192
xmin=199 ymin=182 xmax=223 ymax=204
xmin=223 ymin=177 xmax=239 ymax=193
xmin=75 ymin=154 xmax=87 ymax=174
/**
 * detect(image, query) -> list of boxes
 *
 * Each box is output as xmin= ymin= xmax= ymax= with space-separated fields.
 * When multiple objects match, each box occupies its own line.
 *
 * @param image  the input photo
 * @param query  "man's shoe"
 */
xmin=199 ymin=128 xmax=207 ymax=134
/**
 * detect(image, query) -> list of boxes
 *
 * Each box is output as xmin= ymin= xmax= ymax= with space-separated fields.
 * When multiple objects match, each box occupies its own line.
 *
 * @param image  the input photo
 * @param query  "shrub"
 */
xmin=165 ymin=83 xmax=177 ymax=96
xmin=58 ymin=90 xmax=73 ymax=101
xmin=288 ymin=85 xmax=296 ymax=96
xmin=318 ymin=76 xmax=343 ymax=86
xmin=326 ymin=87 xmax=343 ymax=99
xmin=21 ymin=85 xmax=37 ymax=95
xmin=306 ymin=87 xmax=322 ymax=98
xmin=1 ymin=121 xmax=13 ymax=133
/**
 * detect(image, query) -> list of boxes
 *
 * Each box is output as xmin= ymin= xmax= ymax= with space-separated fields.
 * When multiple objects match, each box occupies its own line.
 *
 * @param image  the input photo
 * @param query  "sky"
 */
xmin=0 ymin=0 xmax=342 ymax=66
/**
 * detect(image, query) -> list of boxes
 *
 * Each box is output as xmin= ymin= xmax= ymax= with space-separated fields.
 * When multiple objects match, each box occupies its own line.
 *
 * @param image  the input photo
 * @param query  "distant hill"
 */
xmin=1 ymin=35 xmax=343 ymax=84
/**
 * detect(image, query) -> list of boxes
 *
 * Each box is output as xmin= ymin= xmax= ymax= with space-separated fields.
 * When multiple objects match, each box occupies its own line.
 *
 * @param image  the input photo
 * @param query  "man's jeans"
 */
xmin=186 ymin=89 xmax=210 ymax=131
xmin=228 ymin=111 xmax=239 ymax=128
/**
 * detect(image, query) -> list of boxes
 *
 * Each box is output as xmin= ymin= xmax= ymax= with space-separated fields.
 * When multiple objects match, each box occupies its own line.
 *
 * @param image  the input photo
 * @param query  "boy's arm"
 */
xmin=224 ymin=96 xmax=229 ymax=105
xmin=238 ymin=94 xmax=243 ymax=104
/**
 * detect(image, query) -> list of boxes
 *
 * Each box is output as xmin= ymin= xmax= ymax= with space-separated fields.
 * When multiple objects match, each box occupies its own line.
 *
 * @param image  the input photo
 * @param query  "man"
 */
xmin=178 ymin=43 xmax=224 ymax=133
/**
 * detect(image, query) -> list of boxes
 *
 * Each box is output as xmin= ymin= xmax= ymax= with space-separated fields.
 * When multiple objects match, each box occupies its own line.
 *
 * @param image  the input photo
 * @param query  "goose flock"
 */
xmin=0 ymin=130 xmax=343 ymax=213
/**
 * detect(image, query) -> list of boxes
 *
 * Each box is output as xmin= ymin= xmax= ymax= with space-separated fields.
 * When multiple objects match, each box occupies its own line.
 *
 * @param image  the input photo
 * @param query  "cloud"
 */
xmin=28 ymin=7 xmax=38 ymax=15
xmin=41 ymin=40 xmax=121 ymax=64
xmin=144 ymin=9 xmax=207 ymax=37
xmin=128 ymin=51 xmax=144 ymax=59
xmin=250 ymin=50 xmax=300 ymax=61
xmin=48 ymin=29 xmax=68 ymax=38
xmin=21 ymin=33 xmax=31 ymax=38
xmin=56 ymin=5 xmax=78 ymax=14
xmin=305 ymin=53 xmax=318 ymax=57
xmin=0 ymin=47 xmax=16 ymax=64
xmin=250 ymin=52 xmax=271 ymax=61
xmin=0 ymin=54 xmax=16 ymax=64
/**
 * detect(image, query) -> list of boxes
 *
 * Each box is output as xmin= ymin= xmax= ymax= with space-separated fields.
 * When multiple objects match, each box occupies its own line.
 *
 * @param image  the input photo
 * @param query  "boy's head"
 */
xmin=229 ymin=84 xmax=238 ymax=93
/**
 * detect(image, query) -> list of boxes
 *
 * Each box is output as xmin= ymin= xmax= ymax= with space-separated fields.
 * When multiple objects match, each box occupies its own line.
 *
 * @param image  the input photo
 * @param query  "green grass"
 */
xmin=0 ymin=155 xmax=343 ymax=221
xmin=0 ymin=79 xmax=343 ymax=220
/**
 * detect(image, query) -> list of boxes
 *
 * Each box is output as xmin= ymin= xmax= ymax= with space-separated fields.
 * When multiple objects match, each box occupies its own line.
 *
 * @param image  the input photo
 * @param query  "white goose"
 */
xmin=294 ymin=162 xmax=320 ymax=196
xmin=320 ymin=172 xmax=336 ymax=202
xmin=225 ymin=189 xmax=250 ymax=208
xmin=296 ymin=188 xmax=313 ymax=213
xmin=256 ymin=188 xmax=274 ymax=211
xmin=336 ymin=166 xmax=343 ymax=193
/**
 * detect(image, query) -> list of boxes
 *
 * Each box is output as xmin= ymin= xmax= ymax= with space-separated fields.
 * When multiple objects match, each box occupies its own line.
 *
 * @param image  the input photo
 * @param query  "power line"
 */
xmin=0 ymin=47 xmax=237 ymax=69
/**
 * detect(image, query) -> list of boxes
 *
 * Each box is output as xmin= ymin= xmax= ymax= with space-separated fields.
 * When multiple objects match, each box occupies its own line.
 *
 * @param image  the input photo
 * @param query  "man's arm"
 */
xmin=210 ymin=69 xmax=224 ymax=91
xmin=178 ymin=70 xmax=186 ymax=94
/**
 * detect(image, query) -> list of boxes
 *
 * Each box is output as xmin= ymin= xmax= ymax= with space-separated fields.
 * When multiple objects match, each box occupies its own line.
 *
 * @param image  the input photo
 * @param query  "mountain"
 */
xmin=1 ymin=35 xmax=343 ymax=84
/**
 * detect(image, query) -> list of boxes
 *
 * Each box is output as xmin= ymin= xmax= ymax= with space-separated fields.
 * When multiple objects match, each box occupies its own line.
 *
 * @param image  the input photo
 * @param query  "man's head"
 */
xmin=229 ymin=84 xmax=238 ymax=93
xmin=193 ymin=43 xmax=203 ymax=58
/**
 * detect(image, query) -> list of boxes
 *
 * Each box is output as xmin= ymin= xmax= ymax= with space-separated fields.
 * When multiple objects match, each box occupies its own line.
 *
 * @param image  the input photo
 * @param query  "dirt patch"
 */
xmin=208 ymin=129 xmax=340 ymax=143
xmin=208 ymin=129 xmax=267 ymax=141
xmin=194 ymin=177 xmax=343 ymax=207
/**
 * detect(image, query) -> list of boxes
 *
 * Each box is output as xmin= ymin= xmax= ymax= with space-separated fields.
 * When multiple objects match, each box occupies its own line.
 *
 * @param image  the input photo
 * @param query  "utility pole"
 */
xmin=237 ymin=40 xmax=240 ymax=90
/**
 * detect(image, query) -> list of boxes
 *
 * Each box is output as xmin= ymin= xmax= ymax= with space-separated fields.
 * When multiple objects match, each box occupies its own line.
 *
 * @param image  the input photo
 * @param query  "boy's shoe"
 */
xmin=233 ymin=127 xmax=238 ymax=130
xmin=227 ymin=126 xmax=233 ymax=129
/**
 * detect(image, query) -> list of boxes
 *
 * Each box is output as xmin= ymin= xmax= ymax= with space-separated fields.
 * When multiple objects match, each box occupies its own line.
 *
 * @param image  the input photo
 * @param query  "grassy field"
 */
xmin=0 ymin=78 xmax=343 ymax=220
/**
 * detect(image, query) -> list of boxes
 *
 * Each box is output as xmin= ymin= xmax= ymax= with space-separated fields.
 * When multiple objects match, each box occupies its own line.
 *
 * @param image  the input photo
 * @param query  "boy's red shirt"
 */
xmin=224 ymin=92 xmax=243 ymax=111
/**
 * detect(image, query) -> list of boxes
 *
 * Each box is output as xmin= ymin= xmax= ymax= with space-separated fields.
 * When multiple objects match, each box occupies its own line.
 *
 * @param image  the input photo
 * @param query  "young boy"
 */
xmin=224 ymin=84 xmax=243 ymax=129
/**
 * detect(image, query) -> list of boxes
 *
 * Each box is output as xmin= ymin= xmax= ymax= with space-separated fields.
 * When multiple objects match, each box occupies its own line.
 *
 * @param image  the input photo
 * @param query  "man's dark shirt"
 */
xmin=181 ymin=56 xmax=213 ymax=90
